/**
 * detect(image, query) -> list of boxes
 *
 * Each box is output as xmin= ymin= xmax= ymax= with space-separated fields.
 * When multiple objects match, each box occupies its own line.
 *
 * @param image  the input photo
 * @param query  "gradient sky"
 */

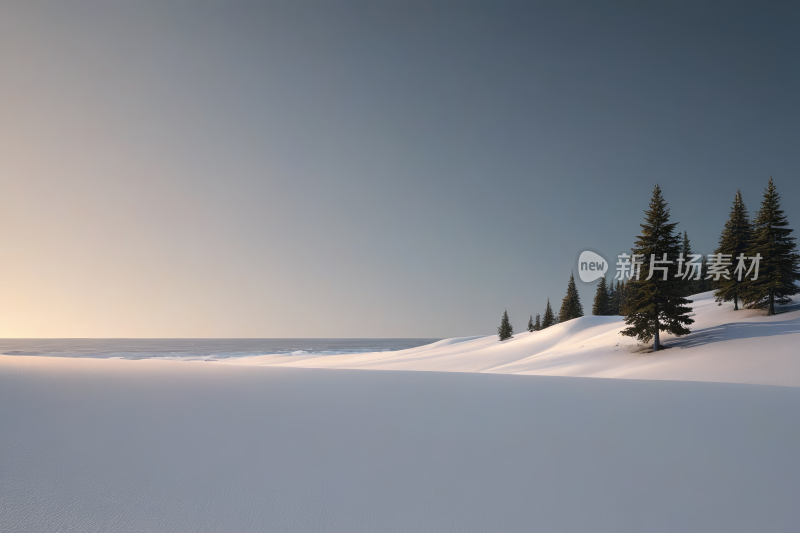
xmin=1 ymin=1 xmax=798 ymax=338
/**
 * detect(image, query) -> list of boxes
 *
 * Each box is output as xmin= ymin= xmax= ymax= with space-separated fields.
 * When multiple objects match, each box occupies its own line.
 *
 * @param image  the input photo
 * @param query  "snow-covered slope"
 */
xmin=226 ymin=292 xmax=800 ymax=387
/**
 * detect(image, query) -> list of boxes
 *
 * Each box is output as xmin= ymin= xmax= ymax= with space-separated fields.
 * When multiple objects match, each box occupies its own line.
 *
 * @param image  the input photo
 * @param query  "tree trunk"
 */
xmin=653 ymin=319 xmax=660 ymax=352
xmin=734 ymin=294 xmax=739 ymax=311
xmin=769 ymin=289 xmax=775 ymax=316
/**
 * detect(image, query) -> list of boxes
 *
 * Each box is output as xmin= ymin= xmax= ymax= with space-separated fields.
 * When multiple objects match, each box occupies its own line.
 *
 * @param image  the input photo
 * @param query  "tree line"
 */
xmin=499 ymin=271 xmax=585 ymax=341
xmin=498 ymin=177 xmax=800 ymax=350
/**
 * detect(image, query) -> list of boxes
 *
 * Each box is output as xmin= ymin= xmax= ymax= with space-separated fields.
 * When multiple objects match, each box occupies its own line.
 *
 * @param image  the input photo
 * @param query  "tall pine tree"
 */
xmin=714 ymin=190 xmax=753 ymax=310
xmin=498 ymin=309 xmax=514 ymax=341
xmin=558 ymin=271 xmax=584 ymax=322
xmin=619 ymin=279 xmax=636 ymax=316
xmin=533 ymin=313 xmax=541 ymax=331
xmin=541 ymin=299 xmax=556 ymax=329
xmin=620 ymin=185 xmax=694 ymax=351
xmin=527 ymin=315 xmax=535 ymax=332
xmin=743 ymin=177 xmax=800 ymax=315
xmin=592 ymin=276 xmax=610 ymax=315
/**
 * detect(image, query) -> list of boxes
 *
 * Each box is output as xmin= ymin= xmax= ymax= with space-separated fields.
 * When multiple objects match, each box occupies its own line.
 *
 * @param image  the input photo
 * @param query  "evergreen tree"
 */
xmin=620 ymin=185 xmax=694 ymax=351
xmin=619 ymin=278 xmax=636 ymax=316
xmin=593 ymin=276 xmax=610 ymax=315
xmin=612 ymin=279 xmax=624 ymax=315
xmin=624 ymin=278 xmax=644 ymax=317
xmin=607 ymin=278 xmax=616 ymax=314
xmin=697 ymin=255 xmax=714 ymax=293
xmin=680 ymin=231 xmax=695 ymax=297
xmin=681 ymin=230 xmax=691 ymax=257
xmin=527 ymin=315 xmax=535 ymax=332
xmin=541 ymin=299 xmax=556 ymax=329
xmin=743 ymin=177 xmax=800 ymax=315
xmin=498 ymin=309 xmax=514 ymax=341
xmin=558 ymin=271 xmax=584 ymax=322
xmin=714 ymin=190 xmax=753 ymax=310
xmin=533 ymin=313 xmax=541 ymax=331
xmin=678 ymin=230 xmax=708 ymax=296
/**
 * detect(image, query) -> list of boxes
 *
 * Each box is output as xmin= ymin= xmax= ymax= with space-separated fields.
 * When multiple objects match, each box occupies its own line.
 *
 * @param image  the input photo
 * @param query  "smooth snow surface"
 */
xmin=227 ymin=292 xmax=800 ymax=387
xmin=2 ymin=355 xmax=799 ymax=532
xmin=3 ymin=292 xmax=800 ymax=531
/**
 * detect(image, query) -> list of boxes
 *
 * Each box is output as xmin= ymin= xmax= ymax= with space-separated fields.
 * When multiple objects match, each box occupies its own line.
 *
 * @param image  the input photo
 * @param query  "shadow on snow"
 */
xmin=669 ymin=316 xmax=800 ymax=349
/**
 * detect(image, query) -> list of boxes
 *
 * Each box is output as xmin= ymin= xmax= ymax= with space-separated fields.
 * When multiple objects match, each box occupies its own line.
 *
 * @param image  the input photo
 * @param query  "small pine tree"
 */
xmin=679 ymin=230 xmax=710 ymax=296
xmin=613 ymin=279 xmax=624 ymax=315
xmin=541 ymin=299 xmax=556 ymax=329
xmin=681 ymin=230 xmax=691 ymax=257
xmin=680 ymin=231 xmax=695 ymax=297
xmin=558 ymin=272 xmax=584 ymax=322
xmin=620 ymin=184 xmax=694 ymax=351
xmin=533 ymin=313 xmax=541 ymax=331
xmin=697 ymin=255 xmax=714 ymax=293
xmin=606 ymin=278 xmax=616 ymax=314
xmin=743 ymin=177 xmax=800 ymax=315
xmin=527 ymin=315 xmax=535 ymax=332
xmin=714 ymin=190 xmax=753 ymax=310
xmin=498 ymin=309 xmax=514 ymax=341
xmin=592 ymin=276 xmax=610 ymax=315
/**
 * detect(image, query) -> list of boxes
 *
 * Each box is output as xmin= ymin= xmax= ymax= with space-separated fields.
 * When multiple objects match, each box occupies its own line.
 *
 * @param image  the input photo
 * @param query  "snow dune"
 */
xmin=227 ymin=292 xmax=800 ymax=387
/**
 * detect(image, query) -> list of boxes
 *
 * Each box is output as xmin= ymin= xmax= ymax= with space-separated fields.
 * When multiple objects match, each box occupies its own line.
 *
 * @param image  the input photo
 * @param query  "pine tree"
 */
xmin=541 ymin=299 xmax=556 ymax=329
xmin=619 ymin=278 xmax=636 ymax=316
xmin=558 ymin=271 xmax=584 ymax=322
xmin=527 ymin=315 xmax=535 ymax=332
xmin=743 ymin=177 xmax=800 ymax=315
xmin=620 ymin=185 xmax=694 ymax=351
xmin=613 ymin=279 xmax=624 ymax=315
xmin=698 ymin=255 xmax=714 ymax=293
xmin=498 ymin=309 xmax=514 ymax=340
xmin=593 ymin=276 xmax=610 ymax=315
xmin=533 ymin=313 xmax=541 ymax=331
xmin=681 ymin=231 xmax=691 ymax=257
xmin=714 ymin=190 xmax=753 ymax=310
xmin=680 ymin=231 xmax=695 ymax=297
xmin=607 ymin=277 xmax=616 ymax=314
xmin=678 ymin=230 xmax=707 ymax=296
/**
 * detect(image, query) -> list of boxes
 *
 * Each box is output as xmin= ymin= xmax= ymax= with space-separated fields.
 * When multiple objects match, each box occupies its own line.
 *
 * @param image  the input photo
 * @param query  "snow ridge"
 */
xmin=225 ymin=292 xmax=800 ymax=387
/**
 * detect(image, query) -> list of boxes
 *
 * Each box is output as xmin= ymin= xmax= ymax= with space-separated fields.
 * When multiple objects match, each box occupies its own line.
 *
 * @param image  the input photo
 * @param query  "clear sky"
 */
xmin=1 ymin=1 xmax=798 ymax=338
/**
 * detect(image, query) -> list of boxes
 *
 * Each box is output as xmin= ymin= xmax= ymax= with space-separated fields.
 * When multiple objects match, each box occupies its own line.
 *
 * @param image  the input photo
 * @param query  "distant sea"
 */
xmin=0 ymin=339 xmax=442 ymax=361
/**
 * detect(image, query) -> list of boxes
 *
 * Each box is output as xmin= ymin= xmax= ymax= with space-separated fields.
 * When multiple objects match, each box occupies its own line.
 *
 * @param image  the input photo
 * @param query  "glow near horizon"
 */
xmin=0 ymin=1 xmax=797 ymax=337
